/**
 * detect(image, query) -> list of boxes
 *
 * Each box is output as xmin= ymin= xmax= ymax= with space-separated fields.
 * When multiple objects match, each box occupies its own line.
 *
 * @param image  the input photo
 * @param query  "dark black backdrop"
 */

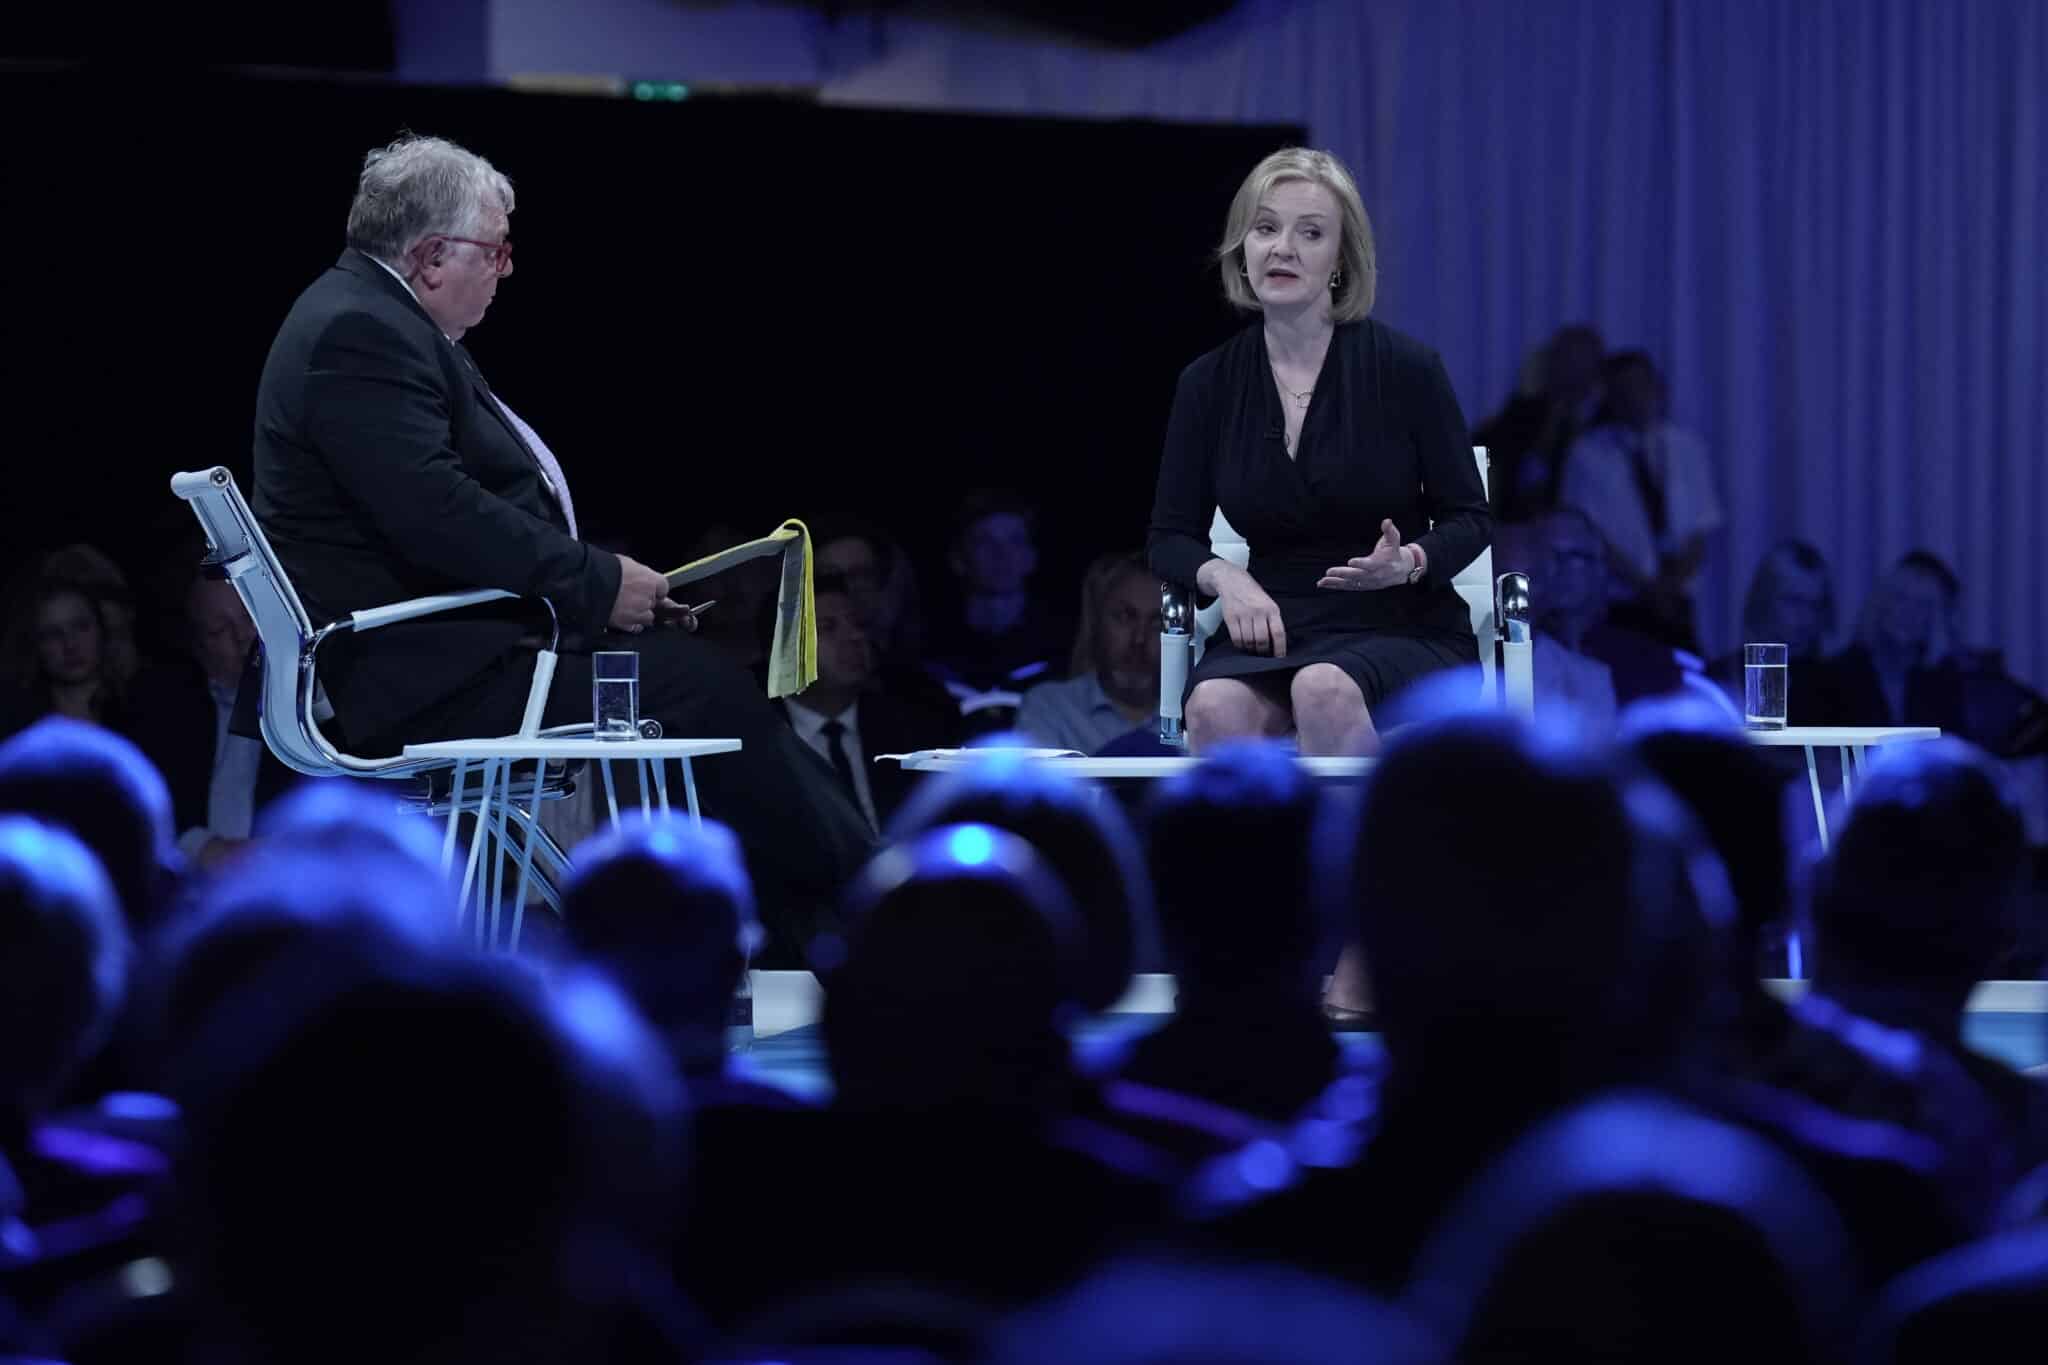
xmin=2 ymin=69 xmax=1296 ymax=643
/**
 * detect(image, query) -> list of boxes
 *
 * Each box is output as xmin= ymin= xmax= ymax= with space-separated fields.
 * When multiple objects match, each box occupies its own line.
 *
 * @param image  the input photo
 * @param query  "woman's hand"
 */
xmin=1208 ymin=561 xmax=1288 ymax=657
xmin=1318 ymin=520 xmax=1415 ymax=592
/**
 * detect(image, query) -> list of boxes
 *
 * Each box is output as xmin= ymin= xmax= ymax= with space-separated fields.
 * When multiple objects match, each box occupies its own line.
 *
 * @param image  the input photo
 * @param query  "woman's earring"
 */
xmin=1330 ymin=268 xmax=1344 ymax=291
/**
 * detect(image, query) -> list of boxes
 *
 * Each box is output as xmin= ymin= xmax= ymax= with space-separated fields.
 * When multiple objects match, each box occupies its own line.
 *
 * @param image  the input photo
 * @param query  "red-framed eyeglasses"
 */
xmin=427 ymin=234 xmax=514 ymax=275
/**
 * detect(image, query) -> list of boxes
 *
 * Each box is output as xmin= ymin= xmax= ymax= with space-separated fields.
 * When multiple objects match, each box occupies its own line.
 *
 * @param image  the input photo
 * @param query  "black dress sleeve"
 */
xmin=1147 ymin=357 xmax=1222 ymax=592
xmin=1404 ymin=346 xmax=1491 ymax=587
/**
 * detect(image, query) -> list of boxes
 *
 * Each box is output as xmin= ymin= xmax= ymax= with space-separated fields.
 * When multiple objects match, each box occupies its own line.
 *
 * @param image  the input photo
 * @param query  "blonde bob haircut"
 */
xmin=1217 ymin=147 xmax=1377 ymax=322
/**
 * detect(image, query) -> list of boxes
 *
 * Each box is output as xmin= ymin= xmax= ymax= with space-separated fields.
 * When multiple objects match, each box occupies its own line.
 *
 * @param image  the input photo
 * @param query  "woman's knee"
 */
xmin=1289 ymin=664 xmax=1367 ymax=732
xmin=1185 ymin=680 xmax=1268 ymax=743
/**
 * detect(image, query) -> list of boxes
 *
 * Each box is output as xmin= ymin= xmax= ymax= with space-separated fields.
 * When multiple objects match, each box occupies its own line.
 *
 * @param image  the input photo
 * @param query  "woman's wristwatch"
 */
xmin=1404 ymin=545 xmax=1426 ymax=585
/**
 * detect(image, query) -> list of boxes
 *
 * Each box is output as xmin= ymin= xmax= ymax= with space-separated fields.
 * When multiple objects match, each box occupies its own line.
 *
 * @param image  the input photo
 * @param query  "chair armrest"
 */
xmin=347 ymin=588 xmax=522 ymax=633
xmin=1159 ymin=581 xmax=1195 ymax=746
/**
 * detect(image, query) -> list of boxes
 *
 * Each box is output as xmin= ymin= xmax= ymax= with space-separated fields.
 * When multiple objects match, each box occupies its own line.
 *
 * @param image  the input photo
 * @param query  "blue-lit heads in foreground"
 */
xmin=0 ymin=715 xmax=179 ymax=928
xmin=886 ymin=744 xmax=1154 ymax=1012
xmin=1812 ymin=736 xmax=2030 ymax=992
xmin=0 ymin=815 xmax=127 ymax=1124
xmin=561 ymin=815 xmax=760 ymax=1075
xmin=823 ymin=823 xmax=1083 ymax=1115
xmin=1144 ymin=738 xmax=1334 ymax=999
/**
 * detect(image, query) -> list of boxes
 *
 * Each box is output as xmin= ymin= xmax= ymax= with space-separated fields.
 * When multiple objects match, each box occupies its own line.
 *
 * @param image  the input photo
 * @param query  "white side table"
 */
xmin=1744 ymin=726 xmax=1942 ymax=850
xmin=401 ymin=736 xmax=742 ymax=948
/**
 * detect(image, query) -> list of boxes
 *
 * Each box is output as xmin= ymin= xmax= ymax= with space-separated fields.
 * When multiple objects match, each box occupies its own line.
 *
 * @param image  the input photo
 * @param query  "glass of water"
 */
xmin=592 ymin=651 xmax=639 ymax=740
xmin=1744 ymin=642 xmax=1789 ymax=730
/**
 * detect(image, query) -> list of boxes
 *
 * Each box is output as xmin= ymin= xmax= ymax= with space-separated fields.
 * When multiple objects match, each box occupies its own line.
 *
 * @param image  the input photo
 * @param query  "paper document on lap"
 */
xmin=665 ymin=519 xmax=816 ymax=699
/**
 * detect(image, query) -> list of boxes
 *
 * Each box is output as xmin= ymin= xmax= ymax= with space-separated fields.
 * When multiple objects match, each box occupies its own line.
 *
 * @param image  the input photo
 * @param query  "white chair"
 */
xmin=1158 ymin=446 xmax=1533 ymax=745
xmin=169 ymin=465 xmax=586 ymax=916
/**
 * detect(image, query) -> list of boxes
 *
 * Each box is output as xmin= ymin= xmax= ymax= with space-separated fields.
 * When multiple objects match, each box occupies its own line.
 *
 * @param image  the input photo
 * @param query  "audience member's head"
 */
xmin=1598 ymin=349 xmax=1666 ymax=431
xmin=1542 ymin=323 xmax=1606 ymax=411
xmin=172 ymin=916 xmax=681 ymax=1365
xmin=0 ymin=576 xmax=134 ymax=721
xmin=1621 ymin=695 xmax=1794 ymax=970
xmin=886 ymin=745 xmax=1153 ymax=1011
xmin=186 ymin=575 xmax=256 ymax=690
xmin=798 ymin=571 xmax=877 ymax=701
xmin=1410 ymin=1093 xmax=1858 ymax=1364
xmin=815 ymin=519 xmax=922 ymax=653
xmin=948 ymin=489 xmax=1039 ymax=599
xmin=986 ymin=1254 xmax=1442 ymax=1365
xmin=0 ymin=816 xmax=128 ymax=1133
xmin=823 ymin=823 xmax=1081 ymax=1116
xmin=1145 ymin=740 xmax=1332 ymax=1001
xmin=1070 ymin=550 xmax=1159 ymax=713
xmin=561 ymin=815 xmax=760 ymax=1075
xmin=1812 ymin=737 xmax=2030 ymax=1004
xmin=1862 ymin=550 xmax=1963 ymax=665
xmin=1351 ymin=712 xmax=1648 ymax=1086
xmin=1740 ymin=540 xmax=1837 ymax=661
xmin=254 ymin=780 xmax=448 ymax=882
xmin=1533 ymin=506 xmax=1609 ymax=641
xmin=0 ymin=716 xmax=179 ymax=929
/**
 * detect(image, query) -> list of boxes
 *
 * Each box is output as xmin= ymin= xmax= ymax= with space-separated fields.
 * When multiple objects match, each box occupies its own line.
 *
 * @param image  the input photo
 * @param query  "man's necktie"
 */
xmin=818 ymin=718 xmax=861 ymax=801
xmin=492 ymin=397 xmax=579 ymax=540
xmin=454 ymin=347 xmax=579 ymax=538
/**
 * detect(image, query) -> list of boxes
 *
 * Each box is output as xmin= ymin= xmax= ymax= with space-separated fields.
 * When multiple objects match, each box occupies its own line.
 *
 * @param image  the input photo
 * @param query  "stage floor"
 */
xmin=731 ymin=974 xmax=2048 ymax=1103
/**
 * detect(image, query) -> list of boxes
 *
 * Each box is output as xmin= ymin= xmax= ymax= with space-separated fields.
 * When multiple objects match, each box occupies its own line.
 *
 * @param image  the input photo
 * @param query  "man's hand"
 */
xmin=610 ymin=554 xmax=677 ymax=633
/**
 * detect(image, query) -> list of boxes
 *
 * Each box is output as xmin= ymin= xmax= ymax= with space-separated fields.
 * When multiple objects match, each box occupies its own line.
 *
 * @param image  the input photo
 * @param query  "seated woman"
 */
xmin=1146 ymin=146 xmax=1490 ymax=1019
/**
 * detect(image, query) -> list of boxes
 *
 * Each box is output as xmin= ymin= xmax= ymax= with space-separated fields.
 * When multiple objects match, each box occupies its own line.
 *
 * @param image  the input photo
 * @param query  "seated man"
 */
xmin=778 ymin=574 xmax=959 ymax=831
xmin=922 ymin=489 xmax=1074 ymax=719
xmin=1016 ymin=551 xmax=1161 ymax=755
xmin=1528 ymin=509 xmax=1620 ymax=733
xmin=250 ymin=133 xmax=872 ymax=962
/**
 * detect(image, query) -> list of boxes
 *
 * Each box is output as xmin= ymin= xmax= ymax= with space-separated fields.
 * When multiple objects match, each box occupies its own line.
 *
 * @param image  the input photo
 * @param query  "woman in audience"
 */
xmin=0 ymin=576 xmax=138 ymax=737
xmin=1146 ymin=146 xmax=1490 ymax=1020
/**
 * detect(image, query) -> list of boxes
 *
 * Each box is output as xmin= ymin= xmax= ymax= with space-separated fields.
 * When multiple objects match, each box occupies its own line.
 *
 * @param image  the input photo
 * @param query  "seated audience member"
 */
xmin=1557 ymin=350 xmax=1722 ymax=654
xmin=1528 ymin=508 xmax=1621 ymax=732
xmin=1823 ymin=551 xmax=2047 ymax=756
xmin=1409 ymin=1092 xmax=1859 ymax=1364
xmin=1808 ymin=739 xmax=2048 ymax=1168
xmin=778 ymin=574 xmax=958 ymax=832
xmin=166 ymin=890 xmax=689 ymax=1365
xmin=0 ymin=574 xmax=140 ymax=739
xmin=1708 ymin=540 xmax=1838 ymax=726
xmin=146 ymin=575 xmax=297 ymax=872
xmin=1095 ymin=741 xmax=1341 ymax=1123
xmin=0 ymin=816 xmax=161 ymax=1361
xmin=923 ymin=489 xmax=1074 ymax=714
xmin=1621 ymin=699 xmax=2022 ymax=1280
xmin=1016 ymin=551 xmax=1162 ymax=755
xmin=1198 ymin=710 xmax=1713 ymax=1288
xmin=1473 ymin=322 xmax=1607 ymax=524
xmin=887 ymin=743 xmax=1155 ymax=1011
xmin=560 ymin=815 xmax=799 ymax=1107
xmin=0 ymin=717 xmax=181 ymax=935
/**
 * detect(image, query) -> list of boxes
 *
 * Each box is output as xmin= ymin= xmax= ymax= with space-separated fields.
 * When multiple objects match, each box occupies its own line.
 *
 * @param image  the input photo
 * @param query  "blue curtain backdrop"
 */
xmin=457 ymin=0 xmax=2048 ymax=689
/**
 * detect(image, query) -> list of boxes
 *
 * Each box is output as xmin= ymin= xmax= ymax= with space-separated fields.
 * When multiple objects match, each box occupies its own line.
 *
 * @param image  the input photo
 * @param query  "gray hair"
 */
xmin=345 ymin=134 xmax=514 ymax=268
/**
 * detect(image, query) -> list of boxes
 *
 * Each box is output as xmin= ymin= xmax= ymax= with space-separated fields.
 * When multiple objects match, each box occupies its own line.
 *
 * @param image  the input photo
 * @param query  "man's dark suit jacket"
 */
xmin=252 ymin=249 xmax=620 ymax=751
xmin=778 ymin=691 xmax=960 ymax=829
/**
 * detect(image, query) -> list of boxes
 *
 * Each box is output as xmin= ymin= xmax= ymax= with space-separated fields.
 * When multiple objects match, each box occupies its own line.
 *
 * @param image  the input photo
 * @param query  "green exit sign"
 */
xmin=630 ymin=81 xmax=690 ymax=101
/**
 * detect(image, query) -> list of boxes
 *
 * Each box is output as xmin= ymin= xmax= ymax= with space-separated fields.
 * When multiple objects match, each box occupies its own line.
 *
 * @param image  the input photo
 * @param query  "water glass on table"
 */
xmin=1744 ymin=642 xmax=1789 ymax=730
xmin=593 ymin=651 xmax=640 ymax=740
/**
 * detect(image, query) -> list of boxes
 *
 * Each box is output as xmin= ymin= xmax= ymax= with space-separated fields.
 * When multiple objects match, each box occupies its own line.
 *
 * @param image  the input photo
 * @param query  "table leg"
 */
xmin=652 ymin=758 xmax=672 ymax=818
xmin=681 ymin=757 xmax=702 ymax=828
xmin=1838 ymin=747 xmax=1856 ymax=802
xmin=488 ymin=770 xmax=513 ymax=948
xmin=1851 ymin=745 xmax=1869 ymax=779
xmin=509 ymin=760 xmax=547 ymax=952
xmin=458 ymin=760 xmax=500 ymax=930
xmin=600 ymin=758 xmax=621 ymax=829
xmin=637 ymin=757 xmax=652 ymax=818
xmin=1804 ymin=745 xmax=1830 ymax=851
xmin=441 ymin=760 xmax=470 ymax=875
